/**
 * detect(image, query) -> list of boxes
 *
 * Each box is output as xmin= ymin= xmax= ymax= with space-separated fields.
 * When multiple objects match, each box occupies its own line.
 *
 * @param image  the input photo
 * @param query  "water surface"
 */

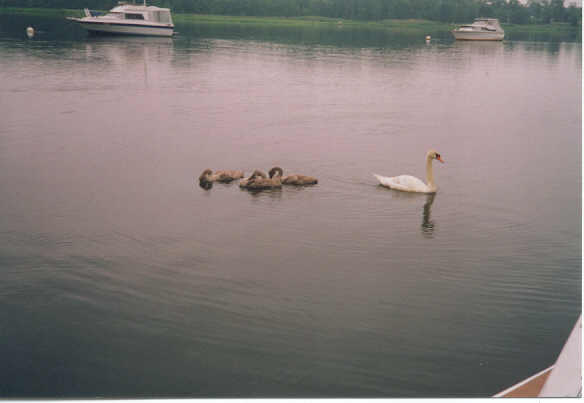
xmin=0 ymin=14 xmax=581 ymax=397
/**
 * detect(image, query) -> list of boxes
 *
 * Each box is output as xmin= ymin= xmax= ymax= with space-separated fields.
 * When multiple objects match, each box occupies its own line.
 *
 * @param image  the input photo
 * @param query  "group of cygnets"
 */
xmin=199 ymin=167 xmax=318 ymax=190
xmin=199 ymin=150 xmax=445 ymax=193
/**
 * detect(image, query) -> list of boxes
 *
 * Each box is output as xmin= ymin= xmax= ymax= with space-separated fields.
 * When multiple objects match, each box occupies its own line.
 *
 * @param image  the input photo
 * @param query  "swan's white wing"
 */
xmin=373 ymin=174 xmax=429 ymax=193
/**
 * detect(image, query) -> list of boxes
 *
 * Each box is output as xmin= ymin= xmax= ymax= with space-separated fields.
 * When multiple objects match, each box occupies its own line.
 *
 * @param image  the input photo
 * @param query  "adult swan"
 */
xmin=373 ymin=150 xmax=444 ymax=193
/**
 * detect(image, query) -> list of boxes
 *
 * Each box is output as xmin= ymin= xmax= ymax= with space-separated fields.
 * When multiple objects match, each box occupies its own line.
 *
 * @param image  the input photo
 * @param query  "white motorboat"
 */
xmin=67 ymin=1 xmax=174 ymax=37
xmin=451 ymin=18 xmax=504 ymax=41
xmin=494 ymin=315 xmax=581 ymax=398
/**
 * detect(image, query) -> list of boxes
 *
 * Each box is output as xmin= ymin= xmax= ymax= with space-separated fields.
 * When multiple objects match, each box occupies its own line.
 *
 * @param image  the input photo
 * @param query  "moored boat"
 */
xmin=67 ymin=1 xmax=174 ymax=37
xmin=452 ymin=18 xmax=504 ymax=41
xmin=494 ymin=315 xmax=581 ymax=398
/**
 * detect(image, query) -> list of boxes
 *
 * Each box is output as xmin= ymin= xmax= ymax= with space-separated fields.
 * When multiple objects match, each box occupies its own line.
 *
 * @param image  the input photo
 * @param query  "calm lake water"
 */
xmin=0 ymin=14 xmax=581 ymax=398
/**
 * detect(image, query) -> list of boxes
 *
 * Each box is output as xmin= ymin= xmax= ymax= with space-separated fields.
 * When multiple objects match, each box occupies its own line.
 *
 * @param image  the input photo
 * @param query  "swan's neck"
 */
xmin=425 ymin=157 xmax=436 ymax=191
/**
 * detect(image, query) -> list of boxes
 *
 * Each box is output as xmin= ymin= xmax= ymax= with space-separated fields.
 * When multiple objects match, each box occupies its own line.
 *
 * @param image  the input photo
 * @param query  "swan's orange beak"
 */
xmin=437 ymin=155 xmax=444 ymax=163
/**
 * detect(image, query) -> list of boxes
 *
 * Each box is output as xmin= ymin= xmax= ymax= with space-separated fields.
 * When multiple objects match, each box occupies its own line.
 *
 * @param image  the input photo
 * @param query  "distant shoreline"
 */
xmin=0 ymin=6 xmax=580 ymax=39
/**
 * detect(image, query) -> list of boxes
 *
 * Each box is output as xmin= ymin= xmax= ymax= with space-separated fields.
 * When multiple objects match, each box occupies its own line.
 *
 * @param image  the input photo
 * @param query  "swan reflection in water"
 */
xmin=375 ymin=184 xmax=438 ymax=237
xmin=421 ymin=193 xmax=436 ymax=237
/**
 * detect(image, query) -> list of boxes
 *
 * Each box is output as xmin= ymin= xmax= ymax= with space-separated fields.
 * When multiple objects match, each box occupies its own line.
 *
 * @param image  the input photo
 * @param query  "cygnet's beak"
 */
xmin=437 ymin=155 xmax=445 ymax=163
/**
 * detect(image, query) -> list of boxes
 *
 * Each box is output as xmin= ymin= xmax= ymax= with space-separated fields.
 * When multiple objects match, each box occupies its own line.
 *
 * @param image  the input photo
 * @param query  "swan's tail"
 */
xmin=373 ymin=173 xmax=391 ymax=188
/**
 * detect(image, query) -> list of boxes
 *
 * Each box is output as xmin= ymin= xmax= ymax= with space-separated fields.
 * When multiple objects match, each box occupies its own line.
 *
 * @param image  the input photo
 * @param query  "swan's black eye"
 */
xmin=436 ymin=154 xmax=440 ymax=158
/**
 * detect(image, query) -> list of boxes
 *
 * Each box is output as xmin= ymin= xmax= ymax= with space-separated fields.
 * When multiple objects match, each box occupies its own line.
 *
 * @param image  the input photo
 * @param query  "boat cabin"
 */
xmin=84 ymin=3 xmax=173 ymax=24
xmin=466 ymin=18 xmax=502 ymax=32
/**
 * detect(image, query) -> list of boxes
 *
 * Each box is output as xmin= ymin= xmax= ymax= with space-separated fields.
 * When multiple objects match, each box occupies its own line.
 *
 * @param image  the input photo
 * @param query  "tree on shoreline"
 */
xmin=0 ymin=0 xmax=580 ymax=25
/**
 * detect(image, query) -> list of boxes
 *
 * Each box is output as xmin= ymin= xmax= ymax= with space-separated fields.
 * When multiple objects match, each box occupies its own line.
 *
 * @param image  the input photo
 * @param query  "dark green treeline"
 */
xmin=1 ymin=0 xmax=581 ymax=25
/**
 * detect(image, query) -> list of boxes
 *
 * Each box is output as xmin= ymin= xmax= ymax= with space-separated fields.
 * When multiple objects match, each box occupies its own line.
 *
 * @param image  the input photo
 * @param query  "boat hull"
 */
xmin=70 ymin=19 xmax=173 ymax=37
xmin=452 ymin=30 xmax=504 ymax=41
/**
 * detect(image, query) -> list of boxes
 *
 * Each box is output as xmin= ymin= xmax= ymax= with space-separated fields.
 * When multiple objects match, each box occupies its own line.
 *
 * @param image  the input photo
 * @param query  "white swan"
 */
xmin=373 ymin=150 xmax=444 ymax=193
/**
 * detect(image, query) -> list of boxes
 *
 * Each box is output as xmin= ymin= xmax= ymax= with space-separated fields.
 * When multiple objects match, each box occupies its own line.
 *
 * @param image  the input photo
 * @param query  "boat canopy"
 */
xmin=474 ymin=18 xmax=502 ymax=26
xmin=106 ymin=5 xmax=173 ymax=24
xmin=461 ymin=18 xmax=503 ymax=31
